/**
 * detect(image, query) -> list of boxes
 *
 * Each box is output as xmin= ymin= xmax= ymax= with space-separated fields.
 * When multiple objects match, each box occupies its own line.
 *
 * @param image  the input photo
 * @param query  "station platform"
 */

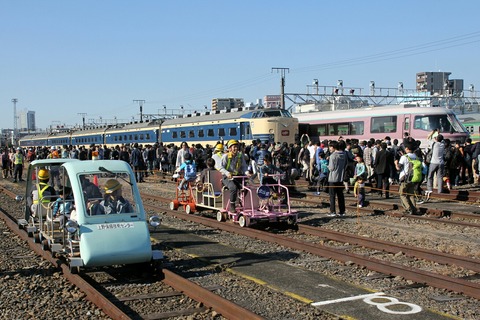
xmin=157 ymin=226 xmax=457 ymax=320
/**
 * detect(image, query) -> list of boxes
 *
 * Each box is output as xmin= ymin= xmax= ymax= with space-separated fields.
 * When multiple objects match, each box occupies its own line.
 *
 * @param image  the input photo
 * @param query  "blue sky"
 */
xmin=1 ymin=0 xmax=480 ymax=130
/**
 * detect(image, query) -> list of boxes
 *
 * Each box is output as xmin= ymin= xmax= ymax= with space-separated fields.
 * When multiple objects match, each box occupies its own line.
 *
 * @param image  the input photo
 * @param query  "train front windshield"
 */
xmin=252 ymin=110 xmax=293 ymax=118
xmin=414 ymin=114 xmax=467 ymax=134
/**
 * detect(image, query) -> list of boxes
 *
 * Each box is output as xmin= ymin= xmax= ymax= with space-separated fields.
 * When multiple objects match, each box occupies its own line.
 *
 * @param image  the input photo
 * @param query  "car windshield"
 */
xmin=80 ymin=173 xmax=138 ymax=216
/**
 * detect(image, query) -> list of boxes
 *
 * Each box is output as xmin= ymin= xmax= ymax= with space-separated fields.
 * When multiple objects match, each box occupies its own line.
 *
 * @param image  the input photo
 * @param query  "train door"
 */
xmin=403 ymin=115 xmax=411 ymax=137
xmin=239 ymin=122 xmax=253 ymax=141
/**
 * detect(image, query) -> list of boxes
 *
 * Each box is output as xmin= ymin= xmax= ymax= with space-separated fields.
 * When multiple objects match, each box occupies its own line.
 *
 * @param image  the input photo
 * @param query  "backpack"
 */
xmin=184 ymin=162 xmax=196 ymax=180
xmin=406 ymin=155 xmax=423 ymax=183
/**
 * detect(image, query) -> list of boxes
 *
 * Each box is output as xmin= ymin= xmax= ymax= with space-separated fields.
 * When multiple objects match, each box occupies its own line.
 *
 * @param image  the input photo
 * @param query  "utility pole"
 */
xmin=11 ymin=98 xmax=18 ymax=145
xmin=271 ymin=67 xmax=289 ymax=109
xmin=78 ymin=113 xmax=87 ymax=129
xmin=133 ymin=100 xmax=146 ymax=122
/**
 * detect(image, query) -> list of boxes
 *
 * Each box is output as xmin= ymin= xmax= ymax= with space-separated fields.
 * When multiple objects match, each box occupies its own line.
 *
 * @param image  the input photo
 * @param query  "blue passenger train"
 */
xmin=19 ymin=107 xmax=298 ymax=148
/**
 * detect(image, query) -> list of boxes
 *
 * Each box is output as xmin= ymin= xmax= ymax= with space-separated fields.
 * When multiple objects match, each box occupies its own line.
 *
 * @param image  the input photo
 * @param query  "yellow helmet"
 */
xmin=214 ymin=143 xmax=224 ymax=152
xmin=227 ymin=139 xmax=239 ymax=148
xmin=38 ymin=169 xmax=50 ymax=180
xmin=104 ymin=179 xmax=122 ymax=194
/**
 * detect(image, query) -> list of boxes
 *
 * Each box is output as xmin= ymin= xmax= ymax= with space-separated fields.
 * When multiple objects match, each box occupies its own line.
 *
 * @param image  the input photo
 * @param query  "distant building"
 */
xmin=416 ymin=72 xmax=464 ymax=96
xmin=264 ymin=95 xmax=281 ymax=108
xmin=19 ymin=109 xmax=36 ymax=132
xmin=211 ymin=98 xmax=244 ymax=111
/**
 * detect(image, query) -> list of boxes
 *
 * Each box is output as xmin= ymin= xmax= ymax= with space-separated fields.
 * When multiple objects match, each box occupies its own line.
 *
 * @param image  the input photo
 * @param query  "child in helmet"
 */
xmin=175 ymin=153 xmax=197 ymax=191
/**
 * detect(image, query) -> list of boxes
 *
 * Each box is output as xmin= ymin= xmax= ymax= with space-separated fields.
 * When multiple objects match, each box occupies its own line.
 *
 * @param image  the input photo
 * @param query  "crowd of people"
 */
xmin=3 ymin=131 xmax=480 ymax=216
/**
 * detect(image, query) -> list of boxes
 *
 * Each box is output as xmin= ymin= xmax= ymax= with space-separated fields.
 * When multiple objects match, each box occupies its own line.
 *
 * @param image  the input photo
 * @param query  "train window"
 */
xmin=229 ymin=127 xmax=237 ymax=136
xmin=414 ymin=115 xmax=451 ymax=133
xmin=172 ymin=131 xmax=178 ymax=139
xmin=371 ymin=116 xmax=397 ymax=133
xmin=198 ymin=129 xmax=204 ymax=137
xmin=207 ymin=129 xmax=215 ymax=137
xmin=180 ymin=131 xmax=186 ymax=139
xmin=146 ymin=133 xmax=150 ymax=140
xmin=350 ymin=121 xmax=364 ymax=135
xmin=218 ymin=128 xmax=226 ymax=137
xmin=129 ymin=134 xmax=133 ymax=140
xmin=134 ymin=134 xmax=138 ymax=140
xmin=263 ymin=110 xmax=282 ymax=117
xmin=189 ymin=130 xmax=195 ymax=138
xmin=139 ymin=134 xmax=144 ymax=140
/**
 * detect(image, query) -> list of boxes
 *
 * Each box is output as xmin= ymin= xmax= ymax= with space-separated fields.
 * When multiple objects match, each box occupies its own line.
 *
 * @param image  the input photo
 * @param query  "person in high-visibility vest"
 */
xmin=13 ymin=147 xmax=25 ymax=183
xmin=219 ymin=140 xmax=251 ymax=214
xmin=30 ymin=169 xmax=57 ymax=216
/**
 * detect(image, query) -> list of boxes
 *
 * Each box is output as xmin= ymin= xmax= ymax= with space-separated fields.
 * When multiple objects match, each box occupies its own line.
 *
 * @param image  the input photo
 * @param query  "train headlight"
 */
xmin=149 ymin=215 xmax=161 ymax=227
xmin=269 ymin=129 xmax=274 ymax=134
xmin=65 ymin=220 xmax=79 ymax=234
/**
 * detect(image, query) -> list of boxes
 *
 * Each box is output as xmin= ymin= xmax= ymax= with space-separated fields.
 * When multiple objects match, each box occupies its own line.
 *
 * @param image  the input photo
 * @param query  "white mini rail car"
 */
xmin=17 ymin=159 xmax=162 ymax=273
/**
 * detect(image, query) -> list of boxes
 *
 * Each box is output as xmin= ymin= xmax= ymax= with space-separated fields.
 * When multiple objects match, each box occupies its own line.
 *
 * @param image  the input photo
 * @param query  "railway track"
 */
xmin=152 ymin=173 xmax=480 ymax=228
xmin=0 ymin=185 xmax=263 ymax=320
xmin=141 ymin=189 xmax=480 ymax=300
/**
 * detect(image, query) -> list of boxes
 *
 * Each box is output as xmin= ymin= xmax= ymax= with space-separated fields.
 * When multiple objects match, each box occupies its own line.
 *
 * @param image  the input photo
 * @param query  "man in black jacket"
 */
xmin=374 ymin=142 xmax=394 ymax=198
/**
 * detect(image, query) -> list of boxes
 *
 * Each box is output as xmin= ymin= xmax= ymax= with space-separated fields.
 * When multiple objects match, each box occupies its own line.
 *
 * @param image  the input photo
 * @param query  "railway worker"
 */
xmin=395 ymin=143 xmax=418 ymax=215
xmin=426 ymin=134 xmax=446 ymax=194
xmin=175 ymin=141 xmax=190 ymax=170
xmin=92 ymin=179 xmax=133 ymax=215
xmin=49 ymin=146 xmax=60 ymax=159
xmin=13 ymin=147 xmax=25 ymax=182
xmin=327 ymin=140 xmax=347 ymax=217
xmin=219 ymin=139 xmax=251 ymax=214
xmin=30 ymin=168 xmax=57 ymax=216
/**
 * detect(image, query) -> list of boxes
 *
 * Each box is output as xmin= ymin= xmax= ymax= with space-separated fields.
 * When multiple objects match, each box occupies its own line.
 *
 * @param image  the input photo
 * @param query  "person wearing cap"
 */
xmin=13 ymin=147 xmax=25 ymax=182
xmin=219 ymin=139 xmax=251 ymax=214
xmin=92 ymin=179 xmax=133 ymax=215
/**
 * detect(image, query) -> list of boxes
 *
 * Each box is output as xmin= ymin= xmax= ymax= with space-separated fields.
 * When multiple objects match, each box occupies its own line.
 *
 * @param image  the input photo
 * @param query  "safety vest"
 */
xmin=226 ymin=153 xmax=243 ymax=175
xmin=33 ymin=183 xmax=52 ymax=204
xmin=14 ymin=153 xmax=23 ymax=165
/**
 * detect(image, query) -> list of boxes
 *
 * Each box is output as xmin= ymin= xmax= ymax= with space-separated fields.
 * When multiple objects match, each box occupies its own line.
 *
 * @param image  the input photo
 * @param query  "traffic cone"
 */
xmin=93 ymin=175 xmax=99 ymax=186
